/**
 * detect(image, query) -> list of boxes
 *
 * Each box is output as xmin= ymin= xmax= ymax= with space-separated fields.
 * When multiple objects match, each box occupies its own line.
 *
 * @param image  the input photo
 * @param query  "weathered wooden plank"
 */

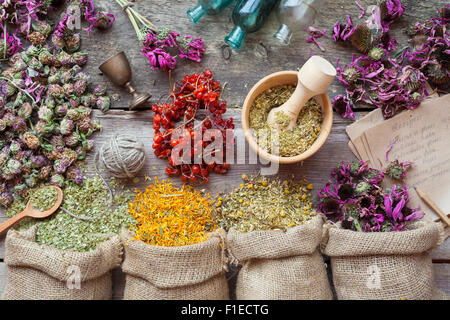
xmin=434 ymin=264 xmax=450 ymax=296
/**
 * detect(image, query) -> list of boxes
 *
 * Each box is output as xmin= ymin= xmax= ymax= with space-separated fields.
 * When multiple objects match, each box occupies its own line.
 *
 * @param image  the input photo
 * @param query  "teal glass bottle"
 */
xmin=187 ymin=0 xmax=236 ymax=24
xmin=225 ymin=0 xmax=278 ymax=50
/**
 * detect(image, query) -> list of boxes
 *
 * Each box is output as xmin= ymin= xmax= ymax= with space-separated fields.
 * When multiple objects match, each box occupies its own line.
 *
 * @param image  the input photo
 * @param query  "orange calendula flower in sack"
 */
xmin=128 ymin=177 xmax=216 ymax=247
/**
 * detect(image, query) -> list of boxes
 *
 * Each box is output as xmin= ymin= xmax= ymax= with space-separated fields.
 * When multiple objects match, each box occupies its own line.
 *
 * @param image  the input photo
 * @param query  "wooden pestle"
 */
xmin=267 ymin=56 xmax=336 ymax=130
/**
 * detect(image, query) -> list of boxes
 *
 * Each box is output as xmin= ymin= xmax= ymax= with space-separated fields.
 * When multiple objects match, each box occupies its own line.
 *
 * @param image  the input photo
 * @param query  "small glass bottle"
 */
xmin=225 ymin=0 xmax=278 ymax=50
xmin=274 ymin=0 xmax=325 ymax=45
xmin=187 ymin=0 xmax=236 ymax=24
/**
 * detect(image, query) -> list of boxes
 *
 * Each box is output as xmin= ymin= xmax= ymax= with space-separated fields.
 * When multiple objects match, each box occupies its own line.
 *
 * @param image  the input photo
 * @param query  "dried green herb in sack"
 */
xmin=216 ymin=174 xmax=316 ymax=233
xmin=6 ymin=175 xmax=136 ymax=252
xmin=249 ymin=85 xmax=323 ymax=157
xmin=30 ymin=187 xmax=58 ymax=212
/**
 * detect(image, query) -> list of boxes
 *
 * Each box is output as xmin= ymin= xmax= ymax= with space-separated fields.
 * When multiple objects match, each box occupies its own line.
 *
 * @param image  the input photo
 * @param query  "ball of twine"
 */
xmin=98 ymin=134 xmax=146 ymax=178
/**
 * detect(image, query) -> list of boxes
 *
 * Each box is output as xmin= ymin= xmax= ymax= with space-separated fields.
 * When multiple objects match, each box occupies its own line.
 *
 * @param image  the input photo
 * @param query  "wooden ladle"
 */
xmin=267 ymin=55 xmax=336 ymax=131
xmin=0 ymin=186 xmax=63 ymax=235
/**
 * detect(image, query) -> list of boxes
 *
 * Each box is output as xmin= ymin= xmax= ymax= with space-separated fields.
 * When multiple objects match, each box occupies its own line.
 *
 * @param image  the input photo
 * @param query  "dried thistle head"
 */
xmin=425 ymin=63 xmax=449 ymax=85
xmin=343 ymin=66 xmax=361 ymax=84
xmin=350 ymin=25 xmax=373 ymax=54
xmin=368 ymin=47 xmax=385 ymax=61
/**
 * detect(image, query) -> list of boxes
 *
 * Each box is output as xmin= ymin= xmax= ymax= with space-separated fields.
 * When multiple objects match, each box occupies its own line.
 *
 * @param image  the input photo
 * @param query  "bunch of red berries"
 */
xmin=151 ymin=70 xmax=235 ymax=183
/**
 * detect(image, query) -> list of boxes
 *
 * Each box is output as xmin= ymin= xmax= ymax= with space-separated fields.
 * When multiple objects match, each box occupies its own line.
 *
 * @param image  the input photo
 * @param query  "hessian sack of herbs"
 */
xmin=1 ymin=226 xmax=122 ymax=300
xmin=323 ymin=221 xmax=449 ymax=300
xmin=227 ymin=215 xmax=333 ymax=300
xmin=120 ymin=229 xmax=229 ymax=300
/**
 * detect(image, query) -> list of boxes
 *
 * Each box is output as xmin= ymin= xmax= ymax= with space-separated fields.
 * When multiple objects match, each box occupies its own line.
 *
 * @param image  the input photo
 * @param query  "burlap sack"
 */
xmin=227 ymin=215 xmax=333 ymax=300
xmin=1 ymin=226 xmax=122 ymax=300
xmin=323 ymin=221 xmax=449 ymax=300
xmin=121 ymin=230 xmax=229 ymax=300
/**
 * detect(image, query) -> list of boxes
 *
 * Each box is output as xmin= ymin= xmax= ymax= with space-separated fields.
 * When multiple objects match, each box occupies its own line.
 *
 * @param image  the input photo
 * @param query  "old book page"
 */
xmin=362 ymin=94 xmax=450 ymax=221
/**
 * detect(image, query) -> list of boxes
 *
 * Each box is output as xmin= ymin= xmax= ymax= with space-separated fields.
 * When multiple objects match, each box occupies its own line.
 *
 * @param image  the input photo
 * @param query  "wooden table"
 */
xmin=0 ymin=0 xmax=448 ymax=299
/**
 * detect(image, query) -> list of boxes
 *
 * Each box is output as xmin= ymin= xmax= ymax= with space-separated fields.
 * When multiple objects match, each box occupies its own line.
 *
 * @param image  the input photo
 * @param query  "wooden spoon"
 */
xmin=0 ymin=186 xmax=63 ymax=235
xmin=267 ymin=56 xmax=336 ymax=131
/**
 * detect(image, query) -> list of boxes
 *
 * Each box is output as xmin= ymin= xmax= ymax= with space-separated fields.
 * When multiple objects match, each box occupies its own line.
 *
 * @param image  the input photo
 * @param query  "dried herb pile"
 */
xmin=330 ymin=1 xmax=449 ymax=119
xmin=249 ymin=85 xmax=323 ymax=157
xmin=216 ymin=175 xmax=316 ymax=233
xmin=30 ymin=186 xmax=58 ymax=212
xmin=0 ymin=1 xmax=114 ymax=208
xmin=317 ymin=160 xmax=423 ymax=232
xmin=6 ymin=175 xmax=135 ymax=252
xmin=127 ymin=177 xmax=217 ymax=247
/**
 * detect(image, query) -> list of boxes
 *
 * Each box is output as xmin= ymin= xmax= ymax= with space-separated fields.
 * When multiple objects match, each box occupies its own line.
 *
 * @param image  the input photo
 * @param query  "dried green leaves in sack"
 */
xmin=227 ymin=215 xmax=332 ymax=300
xmin=323 ymin=221 xmax=449 ymax=300
xmin=1 ymin=226 xmax=122 ymax=300
xmin=121 ymin=230 xmax=229 ymax=300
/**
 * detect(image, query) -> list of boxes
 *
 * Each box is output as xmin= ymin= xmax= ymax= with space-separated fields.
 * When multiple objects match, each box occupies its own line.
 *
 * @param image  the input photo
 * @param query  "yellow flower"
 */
xmin=241 ymin=174 xmax=248 ymax=181
xmin=262 ymin=181 xmax=268 ymax=187
xmin=289 ymin=222 xmax=296 ymax=227
xmin=307 ymin=184 xmax=314 ymax=190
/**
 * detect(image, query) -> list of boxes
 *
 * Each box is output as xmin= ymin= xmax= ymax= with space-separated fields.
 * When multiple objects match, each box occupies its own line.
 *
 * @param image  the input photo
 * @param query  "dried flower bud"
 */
xmin=9 ymin=141 xmax=21 ymax=154
xmin=18 ymin=102 xmax=33 ymax=119
xmin=23 ymin=132 xmax=40 ymax=150
xmin=12 ymin=117 xmax=27 ymax=133
xmin=96 ymin=96 xmax=111 ymax=113
xmin=14 ymin=183 xmax=29 ymax=198
xmin=27 ymin=31 xmax=47 ymax=46
xmin=73 ymin=52 xmax=88 ymax=67
xmin=64 ymin=132 xmax=79 ymax=147
xmin=38 ymin=106 xmax=53 ymax=122
xmin=74 ymin=71 xmax=90 ymax=83
xmin=350 ymin=24 xmax=373 ymax=54
xmin=38 ymin=165 xmax=52 ymax=180
xmin=60 ymin=118 xmax=74 ymax=135
xmin=0 ymin=119 xmax=6 ymax=132
xmin=368 ymin=47 xmax=385 ymax=61
xmin=0 ymin=192 xmax=14 ymax=208
xmin=52 ymin=33 xmax=65 ymax=50
xmin=47 ymin=84 xmax=64 ymax=98
xmin=67 ymin=109 xmax=81 ymax=121
xmin=94 ymin=84 xmax=107 ymax=96
xmin=33 ymin=20 xmax=52 ymax=38
xmin=63 ymin=83 xmax=75 ymax=96
xmin=82 ymin=139 xmax=94 ymax=152
xmin=48 ymin=72 xmax=61 ymax=84
xmin=50 ymin=135 xmax=65 ymax=148
xmin=74 ymin=80 xmax=87 ymax=96
xmin=1 ymin=81 xmax=17 ymax=97
xmin=69 ymin=97 xmax=80 ymax=108
xmin=66 ymin=165 xmax=83 ymax=185
xmin=64 ymin=33 xmax=81 ymax=53
xmin=55 ymin=103 xmax=69 ymax=116
xmin=58 ymin=50 xmax=75 ymax=67
xmin=25 ymin=174 xmax=39 ymax=188
xmin=30 ymin=154 xmax=47 ymax=168
xmin=3 ymin=159 xmax=22 ymax=179
xmin=50 ymin=174 xmax=65 ymax=188
xmin=53 ymin=159 xmax=70 ymax=174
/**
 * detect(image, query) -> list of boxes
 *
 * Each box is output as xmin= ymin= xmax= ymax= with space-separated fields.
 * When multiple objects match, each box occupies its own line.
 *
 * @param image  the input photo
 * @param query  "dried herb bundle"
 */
xmin=249 ymin=85 xmax=323 ymax=157
xmin=216 ymin=175 xmax=316 ymax=233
